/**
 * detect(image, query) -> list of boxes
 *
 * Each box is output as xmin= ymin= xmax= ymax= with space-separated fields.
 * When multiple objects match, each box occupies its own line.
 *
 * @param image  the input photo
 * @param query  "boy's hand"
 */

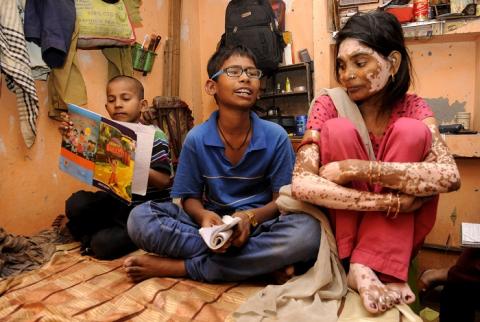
xmin=200 ymin=211 xmax=232 ymax=253
xmin=200 ymin=210 xmax=223 ymax=228
xmin=58 ymin=112 xmax=73 ymax=136
xmin=230 ymin=212 xmax=252 ymax=248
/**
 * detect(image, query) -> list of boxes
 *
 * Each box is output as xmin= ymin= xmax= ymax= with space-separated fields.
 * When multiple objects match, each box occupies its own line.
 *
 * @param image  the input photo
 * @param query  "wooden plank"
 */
xmin=171 ymin=0 xmax=181 ymax=97
xmin=163 ymin=39 xmax=173 ymax=96
xmin=163 ymin=0 xmax=181 ymax=97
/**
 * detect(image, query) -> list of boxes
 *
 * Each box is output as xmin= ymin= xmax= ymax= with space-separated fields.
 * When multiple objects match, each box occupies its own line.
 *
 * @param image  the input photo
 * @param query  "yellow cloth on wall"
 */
xmin=102 ymin=47 xmax=133 ymax=80
xmin=47 ymin=19 xmax=87 ymax=119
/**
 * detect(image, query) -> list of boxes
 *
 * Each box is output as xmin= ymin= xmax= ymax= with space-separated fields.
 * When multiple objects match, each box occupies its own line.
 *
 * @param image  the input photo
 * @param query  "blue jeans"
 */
xmin=127 ymin=201 xmax=321 ymax=282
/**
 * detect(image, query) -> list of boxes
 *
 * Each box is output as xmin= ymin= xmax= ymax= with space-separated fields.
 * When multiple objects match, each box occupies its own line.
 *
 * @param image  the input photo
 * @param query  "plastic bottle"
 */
xmin=285 ymin=77 xmax=291 ymax=92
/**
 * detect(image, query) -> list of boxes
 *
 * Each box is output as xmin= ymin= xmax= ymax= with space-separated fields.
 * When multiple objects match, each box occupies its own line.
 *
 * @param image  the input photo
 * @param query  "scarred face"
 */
xmin=336 ymin=38 xmax=393 ymax=102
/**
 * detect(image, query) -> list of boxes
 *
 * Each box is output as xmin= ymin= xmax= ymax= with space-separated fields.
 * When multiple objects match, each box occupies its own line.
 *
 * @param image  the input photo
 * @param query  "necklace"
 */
xmin=217 ymin=118 xmax=252 ymax=151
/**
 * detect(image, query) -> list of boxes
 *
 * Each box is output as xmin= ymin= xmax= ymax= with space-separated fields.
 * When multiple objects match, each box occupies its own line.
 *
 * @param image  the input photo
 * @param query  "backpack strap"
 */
xmin=308 ymin=87 xmax=376 ymax=161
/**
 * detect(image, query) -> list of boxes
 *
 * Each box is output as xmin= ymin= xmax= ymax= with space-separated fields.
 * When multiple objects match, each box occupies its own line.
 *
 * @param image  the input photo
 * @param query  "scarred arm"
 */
xmin=291 ymin=130 xmax=421 ymax=213
xmin=325 ymin=117 xmax=461 ymax=196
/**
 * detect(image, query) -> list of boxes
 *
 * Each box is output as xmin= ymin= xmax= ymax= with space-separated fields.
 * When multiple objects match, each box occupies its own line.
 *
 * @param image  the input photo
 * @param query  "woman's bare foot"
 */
xmin=271 ymin=265 xmax=295 ymax=284
xmin=347 ymin=262 xmax=399 ymax=313
xmin=386 ymin=282 xmax=415 ymax=304
xmin=123 ymin=254 xmax=186 ymax=283
xmin=417 ymin=268 xmax=448 ymax=291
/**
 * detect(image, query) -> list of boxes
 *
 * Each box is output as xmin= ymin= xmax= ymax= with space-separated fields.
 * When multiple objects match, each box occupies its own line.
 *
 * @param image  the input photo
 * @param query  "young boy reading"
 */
xmin=123 ymin=45 xmax=321 ymax=283
xmin=59 ymin=75 xmax=172 ymax=260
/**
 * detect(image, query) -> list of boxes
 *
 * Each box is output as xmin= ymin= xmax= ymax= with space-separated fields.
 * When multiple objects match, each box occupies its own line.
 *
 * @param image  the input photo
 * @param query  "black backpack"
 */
xmin=220 ymin=0 xmax=286 ymax=75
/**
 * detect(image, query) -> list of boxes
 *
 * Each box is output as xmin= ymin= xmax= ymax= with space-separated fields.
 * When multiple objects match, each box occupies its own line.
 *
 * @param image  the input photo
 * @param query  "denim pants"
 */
xmin=127 ymin=201 xmax=321 ymax=282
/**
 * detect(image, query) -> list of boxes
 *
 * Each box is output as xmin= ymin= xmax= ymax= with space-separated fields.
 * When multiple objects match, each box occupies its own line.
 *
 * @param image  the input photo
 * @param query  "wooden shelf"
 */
xmin=331 ymin=17 xmax=480 ymax=43
xmin=259 ymin=90 xmax=308 ymax=100
xmin=276 ymin=62 xmax=313 ymax=73
xmin=402 ymin=17 xmax=480 ymax=41
xmin=444 ymin=133 xmax=480 ymax=158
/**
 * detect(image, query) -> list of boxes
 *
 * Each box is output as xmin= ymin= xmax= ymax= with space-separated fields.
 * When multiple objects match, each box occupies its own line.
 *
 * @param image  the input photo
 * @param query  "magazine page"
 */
xmin=93 ymin=117 xmax=137 ymax=203
xmin=59 ymin=103 xmax=145 ymax=204
xmin=59 ymin=104 xmax=102 ymax=186
xmin=116 ymin=121 xmax=155 ymax=196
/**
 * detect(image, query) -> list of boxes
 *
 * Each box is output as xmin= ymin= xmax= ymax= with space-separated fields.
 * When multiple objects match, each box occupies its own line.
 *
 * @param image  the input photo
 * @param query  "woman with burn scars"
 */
xmin=291 ymin=10 xmax=460 ymax=314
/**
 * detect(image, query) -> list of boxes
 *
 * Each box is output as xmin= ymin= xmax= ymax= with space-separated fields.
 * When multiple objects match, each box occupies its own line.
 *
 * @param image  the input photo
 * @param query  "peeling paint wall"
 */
xmin=405 ymin=40 xmax=480 ymax=248
xmin=409 ymin=41 xmax=476 ymax=124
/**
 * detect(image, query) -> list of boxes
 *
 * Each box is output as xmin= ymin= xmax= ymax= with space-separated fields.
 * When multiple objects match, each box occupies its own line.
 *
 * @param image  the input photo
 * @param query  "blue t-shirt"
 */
xmin=172 ymin=111 xmax=295 ymax=216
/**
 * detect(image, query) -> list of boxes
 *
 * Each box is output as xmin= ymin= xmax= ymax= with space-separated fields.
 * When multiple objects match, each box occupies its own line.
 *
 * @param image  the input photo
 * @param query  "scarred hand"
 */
xmin=230 ymin=212 xmax=251 ymax=248
xmin=319 ymin=160 xmax=350 ymax=185
xmin=399 ymin=194 xmax=426 ymax=213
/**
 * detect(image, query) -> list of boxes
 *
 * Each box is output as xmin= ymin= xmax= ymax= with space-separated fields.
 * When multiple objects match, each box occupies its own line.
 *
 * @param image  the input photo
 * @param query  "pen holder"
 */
xmin=132 ymin=43 xmax=157 ymax=73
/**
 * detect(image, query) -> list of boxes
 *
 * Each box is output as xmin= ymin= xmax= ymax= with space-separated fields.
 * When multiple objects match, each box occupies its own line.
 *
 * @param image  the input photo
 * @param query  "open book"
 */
xmin=59 ymin=103 xmax=155 ymax=204
xmin=461 ymin=222 xmax=480 ymax=248
xmin=199 ymin=215 xmax=241 ymax=250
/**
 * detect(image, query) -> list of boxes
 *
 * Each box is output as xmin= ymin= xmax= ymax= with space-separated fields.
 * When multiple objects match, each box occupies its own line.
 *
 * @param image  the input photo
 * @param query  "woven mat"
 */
xmin=0 ymin=243 xmax=262 ymax=321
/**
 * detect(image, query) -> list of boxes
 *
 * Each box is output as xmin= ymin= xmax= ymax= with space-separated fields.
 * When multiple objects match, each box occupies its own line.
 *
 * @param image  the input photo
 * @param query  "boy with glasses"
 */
xmin=123 ymin=45 xmax=321 ymax=283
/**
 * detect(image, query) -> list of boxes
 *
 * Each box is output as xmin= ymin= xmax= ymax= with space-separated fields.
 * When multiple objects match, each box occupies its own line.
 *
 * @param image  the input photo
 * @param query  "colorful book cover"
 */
xmin=59 ymin=104 xmax=152 ymax=204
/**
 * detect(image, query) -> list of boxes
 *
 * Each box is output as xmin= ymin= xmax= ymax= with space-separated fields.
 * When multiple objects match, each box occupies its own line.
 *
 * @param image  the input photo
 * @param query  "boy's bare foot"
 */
xmin=347 ymin=262 xmax=400 ymax=313
xmin=271 ymin=265 xmax=295 ymax=284
xmin=123 ymin=254 xmax=186 ymax=283
xmin=417 ymin=268 xmax=448 ymax=291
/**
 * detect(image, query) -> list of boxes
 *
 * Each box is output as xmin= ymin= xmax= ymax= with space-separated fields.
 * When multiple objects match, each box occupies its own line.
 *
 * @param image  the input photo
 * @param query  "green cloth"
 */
xmin=102 ymin=47 xmax=133 ymax=80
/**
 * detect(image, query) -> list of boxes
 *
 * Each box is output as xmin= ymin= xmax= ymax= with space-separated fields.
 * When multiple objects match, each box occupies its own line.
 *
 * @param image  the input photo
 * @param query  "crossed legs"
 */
xmin=321 ymin=117 xmax=434 ymax=313
xmin=124 ymin=201 xmax=321 ymax=284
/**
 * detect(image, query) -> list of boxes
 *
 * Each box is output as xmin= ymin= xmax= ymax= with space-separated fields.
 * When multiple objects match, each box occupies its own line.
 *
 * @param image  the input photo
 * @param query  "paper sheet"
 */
xmin=117 ymin=121 xmax=155 ymax=196
xmin=461 ymin=222 xmax=480 ymax=248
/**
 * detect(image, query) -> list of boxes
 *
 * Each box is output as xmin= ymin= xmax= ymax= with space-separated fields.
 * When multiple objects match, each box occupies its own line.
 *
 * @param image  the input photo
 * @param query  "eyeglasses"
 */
xmin=210 ymin=65 xmax=263 ymax=80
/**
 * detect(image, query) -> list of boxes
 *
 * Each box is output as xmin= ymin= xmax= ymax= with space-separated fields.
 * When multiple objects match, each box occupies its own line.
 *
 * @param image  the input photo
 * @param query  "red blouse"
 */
xmin=306 ymin=94 xmax=434 ymax=156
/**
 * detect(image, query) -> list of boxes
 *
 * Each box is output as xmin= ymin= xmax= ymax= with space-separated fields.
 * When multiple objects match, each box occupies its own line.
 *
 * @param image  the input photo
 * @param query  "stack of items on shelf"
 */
xmin=334 ymin=0 xmax=479 ymax=32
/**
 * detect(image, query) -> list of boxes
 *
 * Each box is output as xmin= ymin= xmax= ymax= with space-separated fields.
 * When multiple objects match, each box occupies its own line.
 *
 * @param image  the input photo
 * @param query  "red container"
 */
xmin=413 ymin=0 xmax=429 ymax=21
xmin=386 ymin=5 xmax=414 ymax=24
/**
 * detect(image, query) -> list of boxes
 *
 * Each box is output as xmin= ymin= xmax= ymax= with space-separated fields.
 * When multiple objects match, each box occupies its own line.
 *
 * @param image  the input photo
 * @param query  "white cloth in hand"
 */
xmin=199 ymin=215 xmax=241 ymax=250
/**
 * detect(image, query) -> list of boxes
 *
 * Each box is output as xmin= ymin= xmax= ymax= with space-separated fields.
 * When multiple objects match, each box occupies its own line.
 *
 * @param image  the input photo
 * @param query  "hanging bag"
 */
xmin=220 ymin=0 xmax=285 ymax=75
xmin=75 ymin=0 xmax=136 ymax=48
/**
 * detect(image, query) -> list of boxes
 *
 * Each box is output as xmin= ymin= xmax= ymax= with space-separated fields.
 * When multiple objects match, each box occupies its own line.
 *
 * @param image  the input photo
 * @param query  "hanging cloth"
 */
xmin=47 ymin=19 xmax=87 ymax=120
xmin=102 ymin=47 xmax=133 ymax=80
xmin=24 ymin=0 xmax=76 ymax=69
xmin=0 ymin=0 xmax=39 ymax=147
